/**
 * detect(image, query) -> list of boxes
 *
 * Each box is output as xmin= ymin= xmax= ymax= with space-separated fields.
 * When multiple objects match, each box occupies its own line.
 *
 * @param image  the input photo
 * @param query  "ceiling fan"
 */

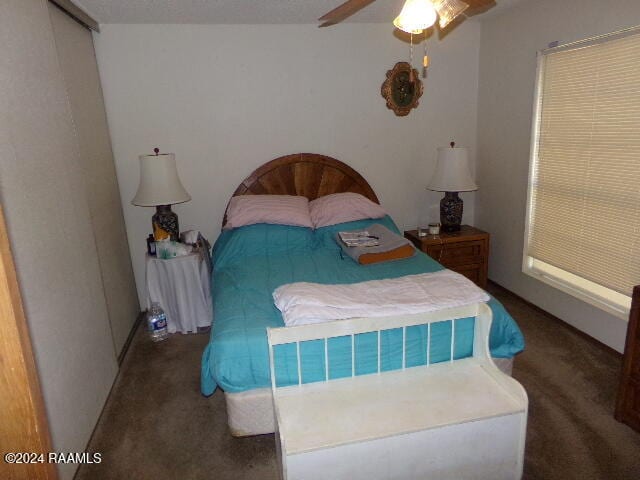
xmin=318 ymin=0 xmax=496 ymax=32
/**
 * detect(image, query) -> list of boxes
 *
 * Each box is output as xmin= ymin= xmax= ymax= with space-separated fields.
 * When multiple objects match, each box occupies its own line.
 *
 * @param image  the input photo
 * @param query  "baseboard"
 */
xmin=488 ymin=279 xmax=622 ymax=359
xmin=117 ymin=311 xmax=144 ymax=366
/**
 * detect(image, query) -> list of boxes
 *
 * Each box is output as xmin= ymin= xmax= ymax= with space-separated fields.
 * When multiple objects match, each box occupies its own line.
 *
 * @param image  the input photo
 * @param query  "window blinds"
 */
xmin=527 ymin=30 xmax=640 ymax=297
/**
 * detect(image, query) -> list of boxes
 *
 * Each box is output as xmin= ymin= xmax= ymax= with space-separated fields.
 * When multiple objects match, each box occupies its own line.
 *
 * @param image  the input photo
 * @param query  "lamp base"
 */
xmin=440 ymin=192 xmax=463 ymax=233
xmin=152 ymin=204 xmax=179 ymax=241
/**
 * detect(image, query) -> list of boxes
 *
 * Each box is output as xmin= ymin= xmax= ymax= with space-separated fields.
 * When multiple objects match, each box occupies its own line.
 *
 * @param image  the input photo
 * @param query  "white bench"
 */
xmin=267 ymin=303 xmax=528 ymax=480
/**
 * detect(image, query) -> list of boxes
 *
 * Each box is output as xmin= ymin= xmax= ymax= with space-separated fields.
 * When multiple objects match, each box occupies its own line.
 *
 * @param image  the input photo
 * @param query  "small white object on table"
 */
xmin=145 ymin=251 xmax=212 ymax=334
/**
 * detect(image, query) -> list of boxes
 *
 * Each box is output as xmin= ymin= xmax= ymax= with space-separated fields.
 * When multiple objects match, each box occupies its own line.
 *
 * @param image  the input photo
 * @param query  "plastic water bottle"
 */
xmin=147 ymin=302 xmax=168 ymax=342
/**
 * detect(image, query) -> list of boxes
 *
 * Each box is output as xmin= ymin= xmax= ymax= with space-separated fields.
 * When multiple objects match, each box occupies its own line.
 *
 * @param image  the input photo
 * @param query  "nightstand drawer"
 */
xmin=404 ymin=227 xmax=489 ymax=289
xmin=426 ymin=240 xmax=486 ymax=266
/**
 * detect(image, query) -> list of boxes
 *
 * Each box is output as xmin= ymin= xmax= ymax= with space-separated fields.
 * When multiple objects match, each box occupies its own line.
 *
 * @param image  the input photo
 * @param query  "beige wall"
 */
xmin=0 ymin=2 xmax=137 ymax=478
xmin=476 ymin=0 xmax=640 ymax=352
xmin=93 ymin=22 xmax=482 ymax=305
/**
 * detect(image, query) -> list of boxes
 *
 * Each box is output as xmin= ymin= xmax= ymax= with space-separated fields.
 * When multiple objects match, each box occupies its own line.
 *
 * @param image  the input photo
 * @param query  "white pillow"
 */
xmin=224 ymin=195 xmax=313 ymax=229
xmin=309 ymin=192 xmax=386 ymax=228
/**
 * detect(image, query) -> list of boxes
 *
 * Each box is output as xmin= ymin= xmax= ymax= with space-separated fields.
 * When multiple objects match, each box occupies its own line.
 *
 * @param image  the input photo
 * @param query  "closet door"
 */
xmin=48 ymin=3 xmax=139 ymax=355
xmin=1 ymin=2 xmax=119 ymax=478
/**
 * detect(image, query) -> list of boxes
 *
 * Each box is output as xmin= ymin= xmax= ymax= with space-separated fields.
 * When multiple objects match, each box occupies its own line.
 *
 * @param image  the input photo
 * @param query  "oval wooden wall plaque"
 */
xmin=381 ymin=61 xmax=423 ymax=117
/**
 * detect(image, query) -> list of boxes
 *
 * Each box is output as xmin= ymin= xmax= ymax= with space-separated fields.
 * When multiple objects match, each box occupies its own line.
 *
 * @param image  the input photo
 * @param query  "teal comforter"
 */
xmin=201 ymin=217 xmax=524 ymax=395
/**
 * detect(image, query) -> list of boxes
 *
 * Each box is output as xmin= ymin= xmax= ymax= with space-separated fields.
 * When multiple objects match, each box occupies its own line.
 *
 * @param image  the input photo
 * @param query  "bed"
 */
xmin=201 ymin=153 xmax=525 ymax=436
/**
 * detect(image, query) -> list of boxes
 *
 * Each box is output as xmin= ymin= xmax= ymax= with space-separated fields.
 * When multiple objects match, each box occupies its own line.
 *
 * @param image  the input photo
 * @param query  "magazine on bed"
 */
xmin=338 ymin=230 xmax=380 ymax=247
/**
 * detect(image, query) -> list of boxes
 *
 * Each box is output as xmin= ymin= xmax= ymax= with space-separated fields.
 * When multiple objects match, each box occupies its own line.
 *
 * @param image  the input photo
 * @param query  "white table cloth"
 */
xmin=145 ymin=252 xmax=212 ymax=333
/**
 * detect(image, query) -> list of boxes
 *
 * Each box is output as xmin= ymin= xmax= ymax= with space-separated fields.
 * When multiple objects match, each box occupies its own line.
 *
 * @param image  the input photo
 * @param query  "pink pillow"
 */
xmin=225 ymin=195 xmax=313 ymax=229
xmin=309 ymin=192 xmax=386 ymax=228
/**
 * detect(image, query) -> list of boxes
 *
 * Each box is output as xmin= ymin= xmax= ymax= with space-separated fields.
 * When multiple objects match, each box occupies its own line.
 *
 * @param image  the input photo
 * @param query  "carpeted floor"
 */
xmin=76 ymin=283 xmax=640 ymax=480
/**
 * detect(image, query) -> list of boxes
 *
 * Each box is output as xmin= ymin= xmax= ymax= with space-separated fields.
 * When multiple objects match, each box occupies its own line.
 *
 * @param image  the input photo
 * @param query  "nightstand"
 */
xmin=405 ymin=226 xmax=489 ymax=288
xmin=145 ymin=251 xmax=213 ymax=334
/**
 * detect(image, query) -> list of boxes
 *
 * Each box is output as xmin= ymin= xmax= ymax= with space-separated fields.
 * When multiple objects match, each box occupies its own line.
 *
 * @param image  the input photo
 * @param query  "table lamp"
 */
xmin=427 ymin=142 xmax=478 ymax=232
xmin=132 ymin=149 xmax=191 ymax=241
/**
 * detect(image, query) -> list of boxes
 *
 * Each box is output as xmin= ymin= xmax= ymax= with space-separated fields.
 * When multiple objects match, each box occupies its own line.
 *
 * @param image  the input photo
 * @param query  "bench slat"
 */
xmin=268 ymin=304 xmax=481 ymax=346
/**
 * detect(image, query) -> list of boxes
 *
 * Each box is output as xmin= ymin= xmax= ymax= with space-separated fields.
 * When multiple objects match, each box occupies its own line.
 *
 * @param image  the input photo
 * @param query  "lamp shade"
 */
xmin=393 ymin=0 xmax=437 ymax=34
xmin=131 ymin=153 xmax=191 ymax=206
xmin=427 ymin=146 xmax=478 ymax=192
xmin=433 ymin=0 xmax=469 ymax=29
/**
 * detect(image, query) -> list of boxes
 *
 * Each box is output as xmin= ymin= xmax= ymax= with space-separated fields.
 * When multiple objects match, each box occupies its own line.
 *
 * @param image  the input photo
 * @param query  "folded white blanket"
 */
xmin=273 ymin=270 xmax=490 ymax=327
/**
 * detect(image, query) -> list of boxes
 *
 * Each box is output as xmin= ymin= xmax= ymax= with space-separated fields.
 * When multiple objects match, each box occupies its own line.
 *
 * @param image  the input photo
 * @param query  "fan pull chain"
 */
xmin=409 ymin=33 xmax=415 ymax=83
xmin=423 ymin=30 xmax=429 ymax=78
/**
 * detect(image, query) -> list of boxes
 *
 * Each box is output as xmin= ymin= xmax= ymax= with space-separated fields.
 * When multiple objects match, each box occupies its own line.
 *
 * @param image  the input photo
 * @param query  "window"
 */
xmin=523 ymin=27 xmax=640 ymax=319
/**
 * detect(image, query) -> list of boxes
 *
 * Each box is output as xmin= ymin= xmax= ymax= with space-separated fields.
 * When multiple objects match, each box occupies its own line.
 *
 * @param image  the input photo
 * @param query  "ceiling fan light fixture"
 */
xmin=393 ymin=0 xmax=437 ymax=34
xmin=433 ymin=0 xmax=469 ymax=29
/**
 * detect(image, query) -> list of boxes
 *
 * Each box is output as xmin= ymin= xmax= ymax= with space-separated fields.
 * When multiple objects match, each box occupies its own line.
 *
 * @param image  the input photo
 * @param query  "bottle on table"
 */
xmin=147 ymin=302 xmax=168 ymax=342
xmin=147 ymin=234 xmax=156 ymax=256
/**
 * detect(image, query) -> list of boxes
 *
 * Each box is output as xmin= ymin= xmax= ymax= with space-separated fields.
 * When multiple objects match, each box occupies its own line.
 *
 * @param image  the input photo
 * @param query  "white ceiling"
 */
xmin=72 ymin=0 xmax=525 ymax=25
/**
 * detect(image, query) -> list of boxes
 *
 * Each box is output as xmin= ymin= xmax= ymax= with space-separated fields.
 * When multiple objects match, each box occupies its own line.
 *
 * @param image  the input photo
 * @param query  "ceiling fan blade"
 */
xmin=318 ymin=0 xmax=377 ymax=27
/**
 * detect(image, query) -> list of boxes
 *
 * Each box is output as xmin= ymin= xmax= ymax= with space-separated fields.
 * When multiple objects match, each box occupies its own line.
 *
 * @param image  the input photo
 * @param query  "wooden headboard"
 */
xmin=231 ymin=153 xmax=379 ymax=202
xmin=223 ymin=153 xmax=379 ymax=226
